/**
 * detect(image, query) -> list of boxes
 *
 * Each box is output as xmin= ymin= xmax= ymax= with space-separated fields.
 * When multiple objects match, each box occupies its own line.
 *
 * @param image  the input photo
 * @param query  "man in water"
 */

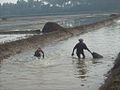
xmin=71 ymin=39 xmax=92 ymax=59
xmin=34 ymin=48 xmax=44 ymax=59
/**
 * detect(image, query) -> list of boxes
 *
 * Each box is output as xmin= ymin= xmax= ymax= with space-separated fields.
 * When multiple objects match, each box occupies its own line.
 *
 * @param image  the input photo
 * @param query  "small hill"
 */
xmin=42 ymin=22 xmax=64 ymax=33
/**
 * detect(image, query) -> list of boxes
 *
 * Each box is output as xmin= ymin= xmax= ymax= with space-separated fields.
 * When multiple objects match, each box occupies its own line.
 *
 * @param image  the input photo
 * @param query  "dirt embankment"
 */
xmin=0 ymin=30 xmax=40 ymax=34
xmin=0 ymin=15 xmax=120 ymax=61
xmin=99 ymin=52 xmax=120 ymax=90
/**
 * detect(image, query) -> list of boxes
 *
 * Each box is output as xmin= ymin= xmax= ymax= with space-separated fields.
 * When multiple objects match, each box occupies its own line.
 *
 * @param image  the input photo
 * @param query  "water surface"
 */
xmin=0 ymin=20 xmax=120 ymax=90
xmin=0 ymin=34 xmax=34 ymax=44
xmin=0 ymin=14 xmax=109 ymax=43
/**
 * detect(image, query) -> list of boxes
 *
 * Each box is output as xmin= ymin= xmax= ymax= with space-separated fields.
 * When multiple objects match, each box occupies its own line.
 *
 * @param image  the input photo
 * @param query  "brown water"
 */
xmin=0 ymin=20 xmax=120 ymax=90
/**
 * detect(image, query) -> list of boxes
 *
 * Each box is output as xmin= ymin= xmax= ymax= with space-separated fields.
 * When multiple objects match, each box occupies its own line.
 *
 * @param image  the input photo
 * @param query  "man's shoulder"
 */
xmin=76 ymin=43 xmax=80 ymax=45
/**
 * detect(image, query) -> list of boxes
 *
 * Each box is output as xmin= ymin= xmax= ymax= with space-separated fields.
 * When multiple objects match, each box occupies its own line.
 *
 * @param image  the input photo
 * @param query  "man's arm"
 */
xmin=84 ymin=43 xmax=92 ymax=54
xmin=86 ymin=48 xmax=92 ymax=54
xmin=72 ymin=44 xmax=77 ymax=56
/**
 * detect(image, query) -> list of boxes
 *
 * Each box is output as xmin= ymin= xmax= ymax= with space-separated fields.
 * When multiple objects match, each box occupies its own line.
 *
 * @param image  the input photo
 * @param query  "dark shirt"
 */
xmin=34 ymin=50 xmax=41 ymax=57
xmin=74 ymin=42 xmax=88 ymax=53
xmin=34 ymin=49 xmax=44 ymax=58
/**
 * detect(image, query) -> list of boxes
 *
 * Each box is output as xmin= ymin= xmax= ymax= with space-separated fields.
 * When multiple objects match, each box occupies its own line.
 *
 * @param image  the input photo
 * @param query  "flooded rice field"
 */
xmin=0 ymin=34 xmax=34 ymax=44
xmin=0 ymin=19 xmax=120 ymax=90
xmin=0 ymin=13 xmax=109 ymax=31
xmin=0 ymin=14 xmax=109 ymax=44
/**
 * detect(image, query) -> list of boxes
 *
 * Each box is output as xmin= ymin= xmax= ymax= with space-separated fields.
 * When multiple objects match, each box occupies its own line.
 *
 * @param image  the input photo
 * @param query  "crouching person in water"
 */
xmin=34 ymin=48 xmax=44 ymax=59
xmin=72 ymin=39 xmax=92 ymax=59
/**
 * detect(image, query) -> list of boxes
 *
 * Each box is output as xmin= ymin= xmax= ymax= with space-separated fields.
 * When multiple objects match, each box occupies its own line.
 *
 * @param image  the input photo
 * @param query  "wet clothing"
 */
xmin=34 ymin=49 xmax=44 ymax=58
xmin=72 ymin=42 xmax=91 ymax=59
xmin=34 ymin=50 xmax=41 ymax=57
xmin=74 ymin=42 xmax=88 ymax=53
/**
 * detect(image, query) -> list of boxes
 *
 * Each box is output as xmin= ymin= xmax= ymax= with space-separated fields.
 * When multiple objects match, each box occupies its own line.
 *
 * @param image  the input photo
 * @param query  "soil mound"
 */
xmin=42 ymin=22 xmax=64 ymax=33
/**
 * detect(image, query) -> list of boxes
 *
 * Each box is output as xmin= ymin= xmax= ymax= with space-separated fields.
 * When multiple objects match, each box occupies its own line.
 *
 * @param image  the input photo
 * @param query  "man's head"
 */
xmin=79 ymin=38 xmax=83 ymax=42
xmin=37 ymin=48 xmax=42 ymax=51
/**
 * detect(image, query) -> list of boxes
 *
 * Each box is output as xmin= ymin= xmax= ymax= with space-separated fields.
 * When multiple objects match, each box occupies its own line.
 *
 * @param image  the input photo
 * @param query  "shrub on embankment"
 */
xmin=99 ymin=53 xmax=120 ymax=90
xmin=0 ymin=15 xmax=119 ymax=61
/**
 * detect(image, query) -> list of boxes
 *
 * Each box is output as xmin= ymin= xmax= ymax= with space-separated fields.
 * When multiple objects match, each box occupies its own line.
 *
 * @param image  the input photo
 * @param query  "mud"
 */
xmin=0 ymin=15 xmax=119 ymax=61
xmin=99 ymin=52 xmax=120 ymax=90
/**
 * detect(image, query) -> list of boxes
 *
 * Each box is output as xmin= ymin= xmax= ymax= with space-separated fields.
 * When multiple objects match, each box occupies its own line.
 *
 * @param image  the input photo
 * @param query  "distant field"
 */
xmin=0 ymin=13 xmax=109 ymax=44
xmin=0 ymin=13 xmax=109 ymax=32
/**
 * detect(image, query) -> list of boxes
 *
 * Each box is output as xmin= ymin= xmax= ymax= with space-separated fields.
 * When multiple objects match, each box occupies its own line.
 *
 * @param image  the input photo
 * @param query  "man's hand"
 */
xmin=71 ymin=53 xmax=74 ymax=56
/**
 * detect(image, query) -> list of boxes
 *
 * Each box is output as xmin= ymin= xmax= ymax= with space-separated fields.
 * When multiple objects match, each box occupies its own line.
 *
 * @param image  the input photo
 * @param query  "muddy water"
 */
xmin=0 ymin=20 xmax=120 ymax=90
xmin=0 ymin=34 xmax=34 ymax=44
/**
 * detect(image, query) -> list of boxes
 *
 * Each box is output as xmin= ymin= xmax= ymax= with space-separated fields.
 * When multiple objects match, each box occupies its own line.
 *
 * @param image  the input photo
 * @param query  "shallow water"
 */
xmin=0 ymin=20 xmax=120 ymax=90
xmin=0 ymin=34 xmax=34 ymax=44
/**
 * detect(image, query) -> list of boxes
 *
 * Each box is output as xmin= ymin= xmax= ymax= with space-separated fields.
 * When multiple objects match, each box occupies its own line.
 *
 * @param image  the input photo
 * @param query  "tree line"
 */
xmin=0 ymin=0 xmax=120 ymax=17
xmin=0 ymin=0 xmax=64 ymax=17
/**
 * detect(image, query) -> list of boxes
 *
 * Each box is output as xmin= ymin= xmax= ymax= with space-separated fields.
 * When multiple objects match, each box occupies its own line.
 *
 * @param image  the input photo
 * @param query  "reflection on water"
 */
xmin=0 ymin=20 xmax=120 ymax=90
xmin=73 ymin=60 xmax=87 ymax=79
xmin=91 ymin=58 xmax=103 ymax=64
